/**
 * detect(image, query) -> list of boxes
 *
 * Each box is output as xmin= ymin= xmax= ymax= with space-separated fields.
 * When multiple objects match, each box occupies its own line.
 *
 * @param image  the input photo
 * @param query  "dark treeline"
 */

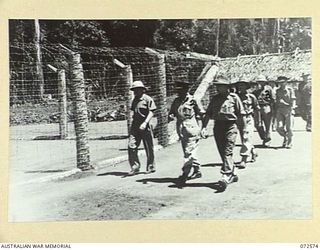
xmin=9 ymin=18 xmax=311 ymax=57
xmin=9 ymin=18 xmax=311 ymax=104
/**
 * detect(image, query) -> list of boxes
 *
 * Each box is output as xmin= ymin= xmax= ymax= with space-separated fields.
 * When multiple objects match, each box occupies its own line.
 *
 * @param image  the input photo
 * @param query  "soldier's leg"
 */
xmin=238 ymin=118 xmax=249 ymax=168
xmin=219 ymin=122 xmax=238 ymax=190
xmin=276 ymin=111 xmax=287 ymax=147
xmin=306 ymin=106 xmax=312 ymax=132
xmin=264 ymin=110 xmax=272 ymax=143
xmin=261 ymin=108 xmax=270 ymax=142
xmin=254 ymin=110 xmax=264 ymax=140
xmin=177 ymin=138 xmax=193 ymax=185
xmin=142 ymin=127 xmax=155 ymax=172
xmin=286 ymin=111 xmax=294 ymax=148
xmin=128 ymin=129 xmax=142 ymax=173
xmin=239 ymin=116 xmax=255 ymax=167
xmin=214 ymin=122 xmax=226 ymax=163
xmin=221 ymin=122 xmax=238 ymax=176
xmin=187 ymin=138 xmax=202 ymax=179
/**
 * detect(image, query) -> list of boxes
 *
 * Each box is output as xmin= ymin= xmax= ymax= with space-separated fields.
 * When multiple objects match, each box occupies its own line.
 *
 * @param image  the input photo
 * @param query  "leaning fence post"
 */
xmin=145 ymin=48 xmax=169 ymax=147
xmin=58 ymin=69 xmax=68 ymax=139
xmin=113 ymin=59 xmax=133 ymax=136
xmin=48 ymin=64 xmax=68 ymax=139
xmin=60 ymin=44 xmax=91 ymax=171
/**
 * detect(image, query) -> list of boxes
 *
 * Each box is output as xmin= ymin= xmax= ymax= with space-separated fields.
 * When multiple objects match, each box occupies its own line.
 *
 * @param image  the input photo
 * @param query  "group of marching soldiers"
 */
xmin=126 ymin=72 xmax=312 ymax=192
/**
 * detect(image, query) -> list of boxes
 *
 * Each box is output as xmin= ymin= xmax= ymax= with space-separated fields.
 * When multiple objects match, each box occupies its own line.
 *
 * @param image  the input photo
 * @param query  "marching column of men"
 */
xmin=127 ymin=73 xmax=311 ymax=192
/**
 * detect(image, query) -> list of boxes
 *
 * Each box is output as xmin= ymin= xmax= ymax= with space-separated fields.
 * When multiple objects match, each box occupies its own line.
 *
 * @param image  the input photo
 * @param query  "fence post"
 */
xmin=157 ymin=53 xmax=169 ymax=147
xmin=68 ymin=52 xmax=92 ymax=171
xmin=113 ymin=59 xmax=133 ymax=136
xmin=58 ymin=69 xmax=68 ymax=139
xmin=125 ymin=65 xmax=134 ymax=134
xmin=145 ymin=48 xmax=169 ymax=147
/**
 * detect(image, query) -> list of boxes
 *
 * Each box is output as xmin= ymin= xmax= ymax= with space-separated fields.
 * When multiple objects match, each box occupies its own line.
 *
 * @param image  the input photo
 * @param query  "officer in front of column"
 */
xmin=128 ymin=80 xmax=157 ymax=175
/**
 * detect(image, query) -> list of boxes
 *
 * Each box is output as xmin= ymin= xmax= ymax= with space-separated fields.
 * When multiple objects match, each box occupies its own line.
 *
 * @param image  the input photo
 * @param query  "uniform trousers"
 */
xmin=276 ymin=107 xmax=294 ymax=140
xmin=180 ymin=135 xmax=200 ymax=175
xmin=213 ymin=120 xmax=238 ymax=175
xmin=301 ymin=104 xmax=311 ymax=130
xmin=255 ymin=104 xmax=272 ymax=142
xmin=238 ymin=115 xmax=257 ymax=157
xmin=128 ymin=125 xmax=155 ymax=170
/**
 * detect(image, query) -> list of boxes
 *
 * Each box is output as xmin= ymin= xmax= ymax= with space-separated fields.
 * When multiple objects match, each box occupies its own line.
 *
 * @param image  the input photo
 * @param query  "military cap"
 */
xmin=277 ymin=76 xmax=290 ymax=82
xmin=213 ymin=75 xmax=231 ymax=85
xmin=234 ymin=76 xmax=251 ymax=84
xmin=174 ymin=79 xmax=191 ymax=89
xmin=301 ymin=73 xmax=311 ymax=81
xmin=255 ymin=74 xmax=268 ymax=82
xmin=130 ymin=80 xmax=147 ymax=90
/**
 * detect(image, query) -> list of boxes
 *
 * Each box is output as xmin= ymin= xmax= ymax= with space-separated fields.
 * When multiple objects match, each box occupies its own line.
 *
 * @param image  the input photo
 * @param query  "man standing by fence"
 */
xmin=275 ymin=76 xmax=296 ymax=148
xmin=128 ymin=81 xmax=156 ymax=176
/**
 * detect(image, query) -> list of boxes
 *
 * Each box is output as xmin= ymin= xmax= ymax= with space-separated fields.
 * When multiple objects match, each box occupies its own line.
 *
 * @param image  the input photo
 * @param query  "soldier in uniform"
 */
xmin=201 ymin=75 xmax=246 ymax=192
xmin=127 ymin=81 xmax=157 ymax=175
xmin=253 ymin=75 xmax=275 ymax=147
xmin=299 ymin=73 xmax=312 ymax=132
xmin=275 ymin=76 xmax=296 ymax=148
xmin=235 ymin=77 xmax=260 ymax=169
xmin=168 ymin=80 xmax=204 ymax=185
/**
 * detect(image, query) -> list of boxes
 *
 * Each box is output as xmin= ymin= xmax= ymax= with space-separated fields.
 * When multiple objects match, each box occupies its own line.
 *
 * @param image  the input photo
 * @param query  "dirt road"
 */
xmin=9 ymin=118 xmax=312 ymax=221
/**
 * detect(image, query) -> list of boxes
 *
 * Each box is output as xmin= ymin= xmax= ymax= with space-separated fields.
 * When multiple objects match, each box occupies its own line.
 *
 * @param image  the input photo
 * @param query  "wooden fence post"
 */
xmin=125 ymin=65 xmax=134 ymax=134
xmin=145 ymin=48 xmax=169 ymax=147
xmin=58 ymin=47 xmax=92 ymax=171
xmin=58 ymin=69 xmax=68 ymax=139
xmin=114 ymin=59 xmax=134 ymax=136
xmin=157 ymin=53 xmax=169 ymax=147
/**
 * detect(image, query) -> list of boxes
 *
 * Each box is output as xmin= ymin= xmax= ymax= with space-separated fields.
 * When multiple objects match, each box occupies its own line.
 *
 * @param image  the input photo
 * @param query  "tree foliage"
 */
xmin=10 ymin=18 xmax=311 ymax=56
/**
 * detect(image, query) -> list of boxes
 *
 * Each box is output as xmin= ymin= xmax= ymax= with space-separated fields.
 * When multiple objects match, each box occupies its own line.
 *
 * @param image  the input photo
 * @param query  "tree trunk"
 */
xmin=216 ymin=19 xmax=220 ymax=57
xmin=249 ymin=19 xmax=257 ymax=55
xmin=34 ymin=19 xmax=44 ymax=101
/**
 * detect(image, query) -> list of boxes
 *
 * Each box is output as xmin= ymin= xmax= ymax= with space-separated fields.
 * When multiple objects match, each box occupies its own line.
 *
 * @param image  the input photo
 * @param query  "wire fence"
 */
xmin=9 ymin=43 xmax=213 ymax=169
xmin=10 ymin=43 xmax=311 ymax=170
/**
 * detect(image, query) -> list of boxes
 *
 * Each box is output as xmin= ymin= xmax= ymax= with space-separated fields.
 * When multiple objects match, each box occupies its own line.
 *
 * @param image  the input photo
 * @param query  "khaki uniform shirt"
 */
xmin=131 ymin=94 xmax=156 ymax=127
xmin=206 ymin=93 xmax=246 ymax=121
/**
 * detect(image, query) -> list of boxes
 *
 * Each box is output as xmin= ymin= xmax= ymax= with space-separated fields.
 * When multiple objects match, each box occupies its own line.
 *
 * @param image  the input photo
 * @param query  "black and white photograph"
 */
xmin=8 ymin=18 xmax=312 ymax=222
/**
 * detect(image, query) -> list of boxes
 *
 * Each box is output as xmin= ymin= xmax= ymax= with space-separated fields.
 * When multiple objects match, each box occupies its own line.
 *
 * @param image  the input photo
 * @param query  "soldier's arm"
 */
xmin=235 ymin=95 xmax=248 ymax=131
xmin=193 ymin=98 xmax=206 ymax=120
xmin=144 ymin=110 xmax=154 ymax=124
xmin=145 ymin=97 xmax=156 ymax=124
xmin=140 ymin=97 xmax=156 ymax=130
xmin=202 ymin=99 xmax=213 ymax=129
xmin=168 ymin=99 xmax=177 ymax=122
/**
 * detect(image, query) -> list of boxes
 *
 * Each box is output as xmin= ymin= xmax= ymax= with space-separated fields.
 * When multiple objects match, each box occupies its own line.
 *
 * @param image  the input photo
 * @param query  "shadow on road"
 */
xmin=168 ymin=182 xmax=223 ymax=192
xmin=201 ymin=162 xmax=222 ymax=168
xmin=118 ymin=148 xmax=144 ymax=151
xmin=137 ymin=177 xmax=224 ymax=192
xmin=25 ymin=169 xmax=68 ymax=174
xmin=97 ymin=171 xmax=128 ymax=177
xmin=254 ymin=145 xmax=284 ymax=149
xmin=97 ymin=171 xmax=148 ymax=178
xmin=137 ymin=177 xmax=178 ymax=185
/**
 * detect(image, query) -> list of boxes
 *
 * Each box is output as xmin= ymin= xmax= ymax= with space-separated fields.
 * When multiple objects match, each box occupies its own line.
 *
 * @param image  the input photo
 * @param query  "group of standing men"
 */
xmin=126 ymin=72 xmax=311 ymax=192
